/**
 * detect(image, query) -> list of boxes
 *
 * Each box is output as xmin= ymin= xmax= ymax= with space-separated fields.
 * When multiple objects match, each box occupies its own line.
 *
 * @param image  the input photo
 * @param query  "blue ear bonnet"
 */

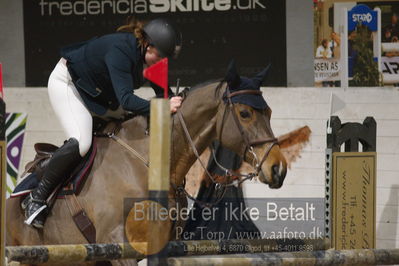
xmin=223 ymin=61 xmax=270 ymax=110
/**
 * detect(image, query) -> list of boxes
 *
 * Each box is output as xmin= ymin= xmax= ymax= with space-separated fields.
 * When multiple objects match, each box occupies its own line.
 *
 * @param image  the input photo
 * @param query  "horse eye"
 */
xmin=240 ymin=110 xmax=251 ymax=119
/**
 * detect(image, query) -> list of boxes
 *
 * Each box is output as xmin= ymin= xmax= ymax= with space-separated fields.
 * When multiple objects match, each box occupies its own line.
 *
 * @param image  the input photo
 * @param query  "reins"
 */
xmin=94 ymin=123 xmax=149 ymax=167
xmin=96 ymin=84 xmax=279 ymax=209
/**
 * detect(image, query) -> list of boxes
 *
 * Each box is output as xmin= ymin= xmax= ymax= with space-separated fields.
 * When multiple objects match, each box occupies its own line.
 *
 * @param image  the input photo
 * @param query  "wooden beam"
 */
xmin=0 ymin=98 xmax=6 ymax=266
xmin=6 ymin=238 xmax=329 ymax=264
xmin=148 ymin=99 xmax=171 ymax=265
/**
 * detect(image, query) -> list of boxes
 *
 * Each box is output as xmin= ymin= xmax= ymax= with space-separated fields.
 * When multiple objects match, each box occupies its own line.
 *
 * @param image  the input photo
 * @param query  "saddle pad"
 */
xmin=11 ymin=138 xmax=98 ymax=198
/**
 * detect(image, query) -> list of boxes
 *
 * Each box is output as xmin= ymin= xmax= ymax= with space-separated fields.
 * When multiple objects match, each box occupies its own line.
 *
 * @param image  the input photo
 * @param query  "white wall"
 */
xmin=4 ymin=86 xmax=399 ymax=249
xmin=242 ymin=86 xmax=399 ymax=249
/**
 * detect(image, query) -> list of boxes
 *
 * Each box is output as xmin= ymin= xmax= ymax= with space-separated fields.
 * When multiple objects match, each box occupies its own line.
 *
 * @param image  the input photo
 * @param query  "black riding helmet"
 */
xmin=143 ymin=18 xmax=182 ymax=59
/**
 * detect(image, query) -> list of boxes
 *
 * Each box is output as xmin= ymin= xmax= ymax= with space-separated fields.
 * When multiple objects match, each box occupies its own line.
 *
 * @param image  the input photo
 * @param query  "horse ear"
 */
xmin=225 ymin=59 xmax=240 ymax=88
xmin=252 ymin=63 xmax=271 ymax=88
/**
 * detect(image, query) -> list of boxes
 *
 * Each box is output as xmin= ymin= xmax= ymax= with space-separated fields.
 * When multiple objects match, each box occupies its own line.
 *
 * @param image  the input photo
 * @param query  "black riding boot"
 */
xmin=23 ymin=138 xmax=82 ymax=228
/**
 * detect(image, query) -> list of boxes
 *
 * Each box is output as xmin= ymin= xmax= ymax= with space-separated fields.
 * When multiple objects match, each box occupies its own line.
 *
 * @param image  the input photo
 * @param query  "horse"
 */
xmin=183 ymin=126 xmax=311 ymax=240
xmin=6 ymin=75 xmax=287 ymax=266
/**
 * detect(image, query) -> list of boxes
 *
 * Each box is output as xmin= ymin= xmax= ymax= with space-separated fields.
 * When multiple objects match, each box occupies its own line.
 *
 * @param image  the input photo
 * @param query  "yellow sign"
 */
xmin=332 ymin=152 xmax=376 ymax=250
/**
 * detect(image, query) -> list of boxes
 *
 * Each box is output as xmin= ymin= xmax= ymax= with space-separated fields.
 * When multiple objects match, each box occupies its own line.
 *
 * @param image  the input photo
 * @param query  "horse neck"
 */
xmin=171 ymin=82 xmax=223 ymax=186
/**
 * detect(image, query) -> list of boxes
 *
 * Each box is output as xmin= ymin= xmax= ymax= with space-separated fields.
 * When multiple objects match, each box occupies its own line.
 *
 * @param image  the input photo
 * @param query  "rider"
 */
xmin=23 ymin=17 xmax=183 ymax=228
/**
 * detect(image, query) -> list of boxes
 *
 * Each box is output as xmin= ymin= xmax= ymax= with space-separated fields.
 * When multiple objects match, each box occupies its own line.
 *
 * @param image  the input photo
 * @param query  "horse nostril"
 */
xmin=272 ymin=165 xmax=279 ymax=176
xmin=271 ymin=164 xmax=285 ymax=188
xmin=272 ymin=163 xmax=287 ymax=178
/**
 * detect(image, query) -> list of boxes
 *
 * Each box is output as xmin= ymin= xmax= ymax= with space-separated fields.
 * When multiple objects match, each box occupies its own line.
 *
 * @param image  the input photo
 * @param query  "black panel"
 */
xmin=24 ymin=0 xmax=286 ymax=87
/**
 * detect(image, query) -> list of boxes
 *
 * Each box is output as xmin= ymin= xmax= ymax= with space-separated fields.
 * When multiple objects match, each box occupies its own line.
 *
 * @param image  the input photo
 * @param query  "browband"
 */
xmin=227 ymin=90 xmax=263 ymax=98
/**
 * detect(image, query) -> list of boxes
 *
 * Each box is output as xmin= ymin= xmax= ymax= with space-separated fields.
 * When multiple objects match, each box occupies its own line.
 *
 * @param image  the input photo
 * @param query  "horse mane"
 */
xmin=183 ymin=78 xmax=226 ymax=101
xmin=117 ymin=80 xmax=225 ymax=131
xmin=188 ymin=78 xmax=221 ymax=92
xmin=214 ymin=79 xmax=226 ymax=98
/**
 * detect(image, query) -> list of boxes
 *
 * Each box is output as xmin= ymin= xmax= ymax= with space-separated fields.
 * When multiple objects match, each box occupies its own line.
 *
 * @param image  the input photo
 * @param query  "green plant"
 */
xmin=350 ymin=25 xmax=381 ymax=86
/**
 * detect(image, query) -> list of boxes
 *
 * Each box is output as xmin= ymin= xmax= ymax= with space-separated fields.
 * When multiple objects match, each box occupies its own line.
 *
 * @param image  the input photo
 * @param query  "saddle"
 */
xmin=12 ymin=117 xmax=124 ymax=198
xmin=11 ymin=138 xmax=98 ymax=243
xmin=12 ymin=139 xmax=97 ymax=198
xmin=23 ymin=143 xmax=58 ymax=180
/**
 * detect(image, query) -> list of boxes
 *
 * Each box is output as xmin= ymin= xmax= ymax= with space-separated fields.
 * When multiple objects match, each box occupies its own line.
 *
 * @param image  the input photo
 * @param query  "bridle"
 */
xmin=174 ymin=85 xmax=279 ymax=208
xmin=223 ymin=88 xmax=278 ymax=174
xmin=96 ymin=84 xmax=279 ymax=208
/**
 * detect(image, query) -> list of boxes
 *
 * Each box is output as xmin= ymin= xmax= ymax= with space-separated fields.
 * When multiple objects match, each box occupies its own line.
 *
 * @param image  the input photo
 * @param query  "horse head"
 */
xmin=175 ymin=60 xmax=287 ymax=189
xmin=214 ymin=61 xmax=287 ymax=188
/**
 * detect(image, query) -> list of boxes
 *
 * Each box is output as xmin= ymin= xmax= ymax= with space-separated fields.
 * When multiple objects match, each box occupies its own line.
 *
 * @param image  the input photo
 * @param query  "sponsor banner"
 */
xmin=314 ymin=58 xmax=340 ymax=82
xmin=23 ymin=0 xmax=287 ymax=86
xmin=381 ymin=56 xmax=399 ymax=75
xmin=348 ymin=4 xmax=378 ymax=32
xmin=6 ymin=113 xmax=27 ymax=198
xmin=332 ymin=152 xmax=376 ymax=249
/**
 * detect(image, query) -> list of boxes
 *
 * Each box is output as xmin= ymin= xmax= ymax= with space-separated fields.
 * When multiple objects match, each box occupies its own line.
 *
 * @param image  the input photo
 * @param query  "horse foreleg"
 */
xmin=6 ymin=198 xmax=44 ymax=246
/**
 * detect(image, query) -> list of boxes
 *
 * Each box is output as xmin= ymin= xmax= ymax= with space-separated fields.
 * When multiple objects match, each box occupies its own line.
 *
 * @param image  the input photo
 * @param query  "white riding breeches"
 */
xmin=48 ymin=58 xmax=93 ymax=157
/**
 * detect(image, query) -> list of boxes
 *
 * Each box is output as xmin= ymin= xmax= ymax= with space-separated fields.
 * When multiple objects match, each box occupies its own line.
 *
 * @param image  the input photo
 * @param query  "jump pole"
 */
xmin=5 ymin=244 xmax=399 ymax=265
xmin=144 ymin=58 xmax=171 ymax=265
xmin=167 ymin=248 xmax=399 ymax=266
xmin=147 ymin=98 xmax=170 ymax=265
xmin=5 ymin=238 xmax=330 ymax=264
xmin=0 ymin=63 xmax=6 ymax=266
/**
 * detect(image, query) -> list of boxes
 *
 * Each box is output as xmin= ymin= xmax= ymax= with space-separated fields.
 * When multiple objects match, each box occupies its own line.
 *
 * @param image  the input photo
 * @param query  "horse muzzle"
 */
xmin=257 ymin=146 xmax=287 ymax=189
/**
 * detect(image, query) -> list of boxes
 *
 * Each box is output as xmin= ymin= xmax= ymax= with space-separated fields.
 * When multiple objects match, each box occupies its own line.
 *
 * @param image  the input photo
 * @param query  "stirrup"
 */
xmin=21 ymin=195 xmax=29 ymax=210
xmin=21 ymin=193 xmax=35 ymax=210
xmin=23 ymin=194 xmax=47 ymax=227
